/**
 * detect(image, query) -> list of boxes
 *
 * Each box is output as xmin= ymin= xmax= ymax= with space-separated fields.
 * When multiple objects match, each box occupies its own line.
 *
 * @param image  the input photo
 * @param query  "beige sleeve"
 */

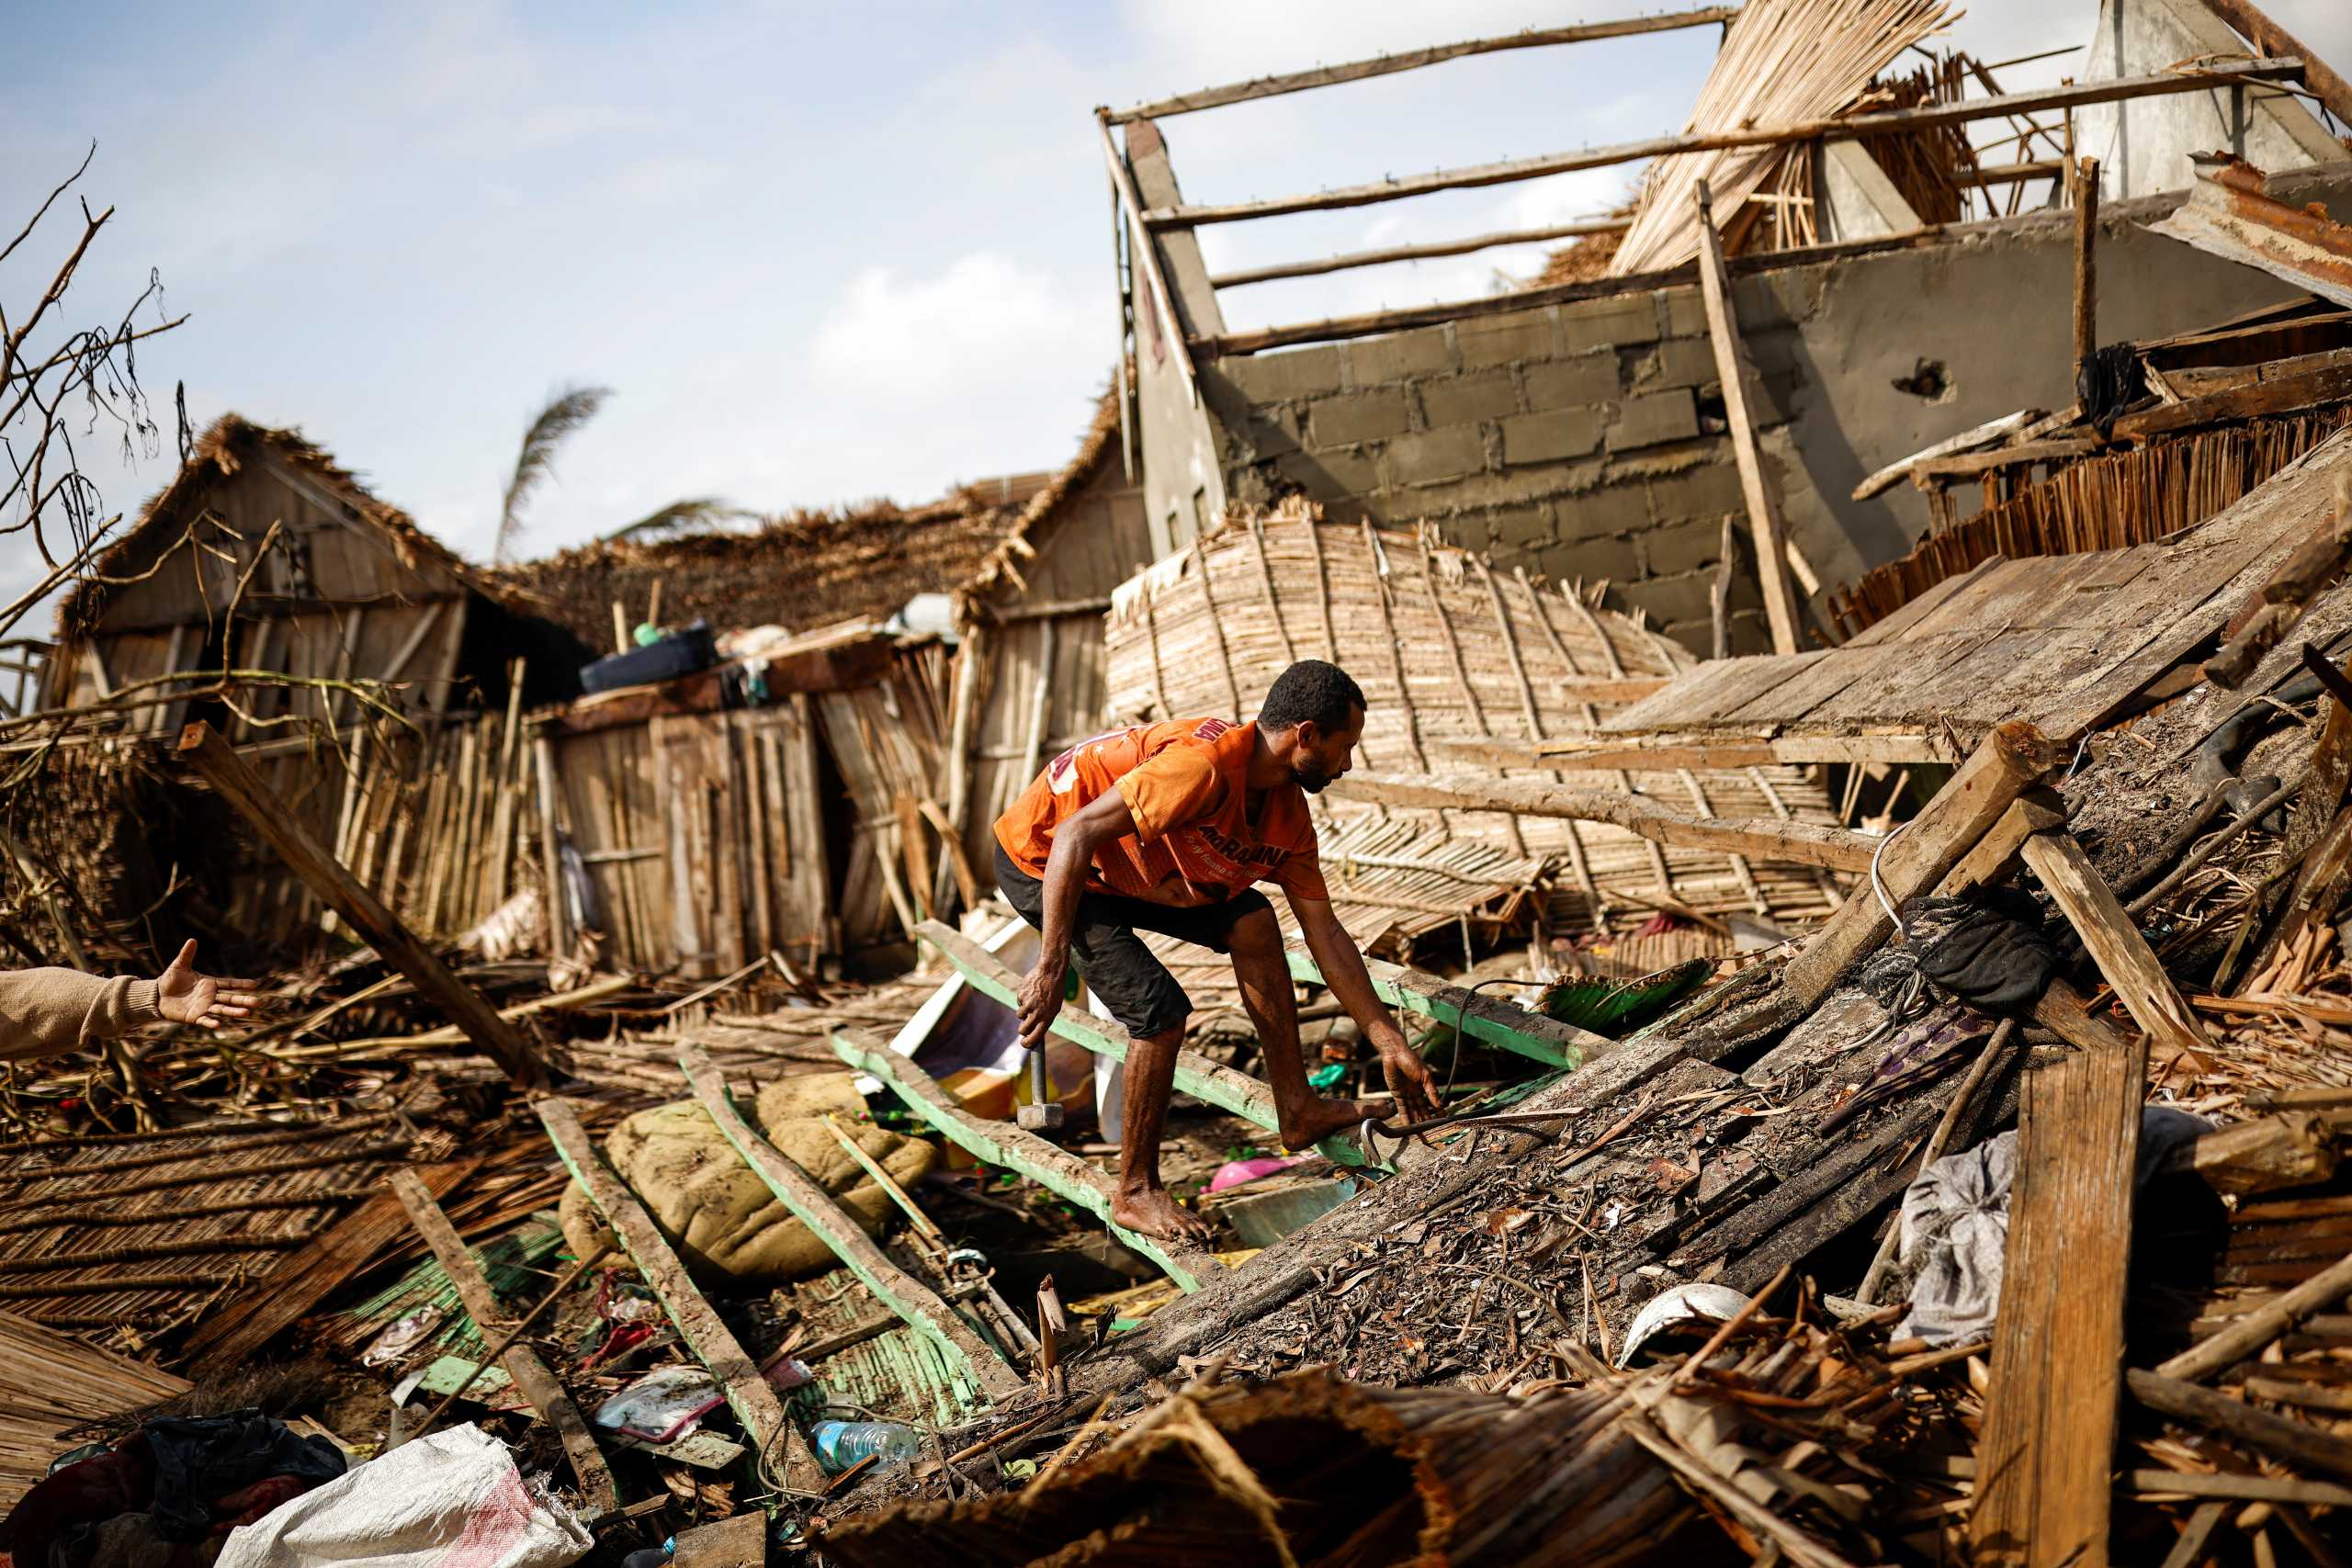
xmin=0 ymin=968 xmax=164 ymax=1063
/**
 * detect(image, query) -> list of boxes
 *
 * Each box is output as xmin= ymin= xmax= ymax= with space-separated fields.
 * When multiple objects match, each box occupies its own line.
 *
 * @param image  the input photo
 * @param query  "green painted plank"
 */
xmin=677 ymin=1043 xmax=1022 ymax=1408
xmin=1283 ymin=947 xmax=1592 ymax=1070
xmin=831 ymin=1026 xmax=1221 ymax=1292
xmin=913 ymin=920 xmax=1365 ymax=1168
xmin=535 ymin=1097 xmax=824 ymax=1492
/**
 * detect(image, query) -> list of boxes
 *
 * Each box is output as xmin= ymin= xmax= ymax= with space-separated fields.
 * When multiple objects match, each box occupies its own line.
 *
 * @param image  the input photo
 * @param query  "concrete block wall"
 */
xmin=1203 ymin=287 xmax=1806 ymax=655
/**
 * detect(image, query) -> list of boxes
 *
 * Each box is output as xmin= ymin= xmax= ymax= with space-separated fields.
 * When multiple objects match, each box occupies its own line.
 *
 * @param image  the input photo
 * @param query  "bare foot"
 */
xmin=1113 ymin=1186 xmax=1216 ymax=1245
xmin=1277 ymin=1096 xmax=1386 ymax=1150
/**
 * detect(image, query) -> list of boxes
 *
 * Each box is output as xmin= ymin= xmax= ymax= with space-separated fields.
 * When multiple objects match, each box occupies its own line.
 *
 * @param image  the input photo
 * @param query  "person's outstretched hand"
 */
xmin=154 ymin=940 xmax=258 ymax=1029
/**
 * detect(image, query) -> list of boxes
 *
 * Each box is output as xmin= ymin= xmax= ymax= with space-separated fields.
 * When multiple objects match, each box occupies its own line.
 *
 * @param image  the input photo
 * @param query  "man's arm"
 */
xmin=1014 ymin=788 xmax=1138 ymax=1050
xmin=1287 ymin=893 xmax=1439 ymax=1121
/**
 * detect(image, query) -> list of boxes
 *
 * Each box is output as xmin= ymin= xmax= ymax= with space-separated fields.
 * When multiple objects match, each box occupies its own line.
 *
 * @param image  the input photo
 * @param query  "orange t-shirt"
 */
xmin=994 ymin=717 xmax=1329 ymax=907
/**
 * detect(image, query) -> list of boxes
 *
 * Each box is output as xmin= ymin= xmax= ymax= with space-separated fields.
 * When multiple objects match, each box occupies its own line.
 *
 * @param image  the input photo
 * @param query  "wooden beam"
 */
xmin=2073 ymin=156 xmax=2101 ymax=369
xmin=2110 ymin=355 xmax=2352 ymax=441
xmin=1853 ymin=409 xmax=2044 ymax=500
xmin=1781 ymin=722 xmax=2064 ymax=1005
xmin=2196 ymin=0 xmax=2352 ymax=128
xmin=2127 ymin=1368 xmax=2352 ymax=1484
xmin=1104 ymin=6 xmax=1740 ymax=123
xmin=1208 ymin=218 xmax=1631 ymax=289
xmin=1696 ymin=178 xmax=1803 ymax=657
xmin=1282 ymin=944 xmax=1600 ymax=1069
xmin=1099 ymin=114 xmax=1201 ymax=404
xmin=1971 ymin=1026 xmax=2148 ymax=1565
xmin=1143 ymin=61 xmax=2306 ymax=227
xmin=675 ymin=1043 xmax=1026 ymax=1404
xmin=1935 ymin=792 xmax=2068 ymax=896
xmin=1557 ymin=676 xmax=1670 ymax=704
xmin=2160 ymin=1247 xmax=2352 ymax=1382
xmin=389 ymin=1171 xmax=620 ymax=1517
xmin=831 ymin=1026 xmax=1222 ymax=1292
xmin=2018 ymin=829 xmax=2214 ymax=1065
xmin=1324 ymin=771 xmax=1878 ymax=872
xmin=1436 ymin=732 xmax=1959 ymax=770
xmin=535 ymin=1096 xmax=824 ymax=1493
xmin=185 ymin=1159 xmax=477 ymax=1376
xmin=910 ymin=920 xmax=1365 ymax=1165
xmin=175 ymin=722 xmax=542 ymax=1087
xmin=1908 ymin=436 xmax=2103 ymax=482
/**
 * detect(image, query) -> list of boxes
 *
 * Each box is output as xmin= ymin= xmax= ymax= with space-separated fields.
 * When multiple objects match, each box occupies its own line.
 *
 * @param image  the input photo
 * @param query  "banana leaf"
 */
xmin=1534 ymin=958 xmax=1715 ymax=1038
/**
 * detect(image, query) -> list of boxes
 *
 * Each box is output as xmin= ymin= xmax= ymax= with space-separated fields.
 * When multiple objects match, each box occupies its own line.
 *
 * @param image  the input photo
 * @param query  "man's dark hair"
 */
xmin=1257 ymin=660 xmax=1366 ymax=734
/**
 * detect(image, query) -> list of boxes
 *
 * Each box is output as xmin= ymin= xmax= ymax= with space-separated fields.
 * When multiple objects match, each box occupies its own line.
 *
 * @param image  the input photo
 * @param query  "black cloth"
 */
xmin=2076 ymin=343 xmax=2144 ymax=438
xmin=994 ymin=840 xmax=1270 ymax=1039
xmin=1898 ymin=887 xmax=2060 ymax=1014
xmin=138 ymin=1411 xmax=345 ymax=1544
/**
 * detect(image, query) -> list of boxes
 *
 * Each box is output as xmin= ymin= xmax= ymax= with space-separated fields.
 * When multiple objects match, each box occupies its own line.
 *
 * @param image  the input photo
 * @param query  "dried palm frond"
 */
xmin=495 ymin=383 xmax=611 ymax=563
xmin=603 ymin=496 xmax=755 ymax=544
xmin=1611 ymin=0 xmax=1952 ymax=276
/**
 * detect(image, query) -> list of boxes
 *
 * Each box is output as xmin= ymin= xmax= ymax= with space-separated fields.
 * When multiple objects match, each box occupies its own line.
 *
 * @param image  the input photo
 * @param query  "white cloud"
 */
xmin=811 ymin=252 xmax=1095 ymax=402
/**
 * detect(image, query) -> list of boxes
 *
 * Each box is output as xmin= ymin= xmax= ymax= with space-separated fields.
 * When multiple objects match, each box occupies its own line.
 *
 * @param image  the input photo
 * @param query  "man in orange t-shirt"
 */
xmin=995 ymin=659 xmax=1437 ymax=1242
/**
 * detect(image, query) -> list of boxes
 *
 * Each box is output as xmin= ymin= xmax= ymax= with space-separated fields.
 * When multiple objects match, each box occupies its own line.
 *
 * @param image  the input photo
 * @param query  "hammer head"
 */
xmin=1018 ymin=1049 xmax=1066 ymax=1131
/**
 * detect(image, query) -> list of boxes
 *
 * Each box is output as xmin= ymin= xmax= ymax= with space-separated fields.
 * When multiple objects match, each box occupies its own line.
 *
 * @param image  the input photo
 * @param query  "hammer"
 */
xmin=1017 ymin=1049 xmax=1065 ymax=1133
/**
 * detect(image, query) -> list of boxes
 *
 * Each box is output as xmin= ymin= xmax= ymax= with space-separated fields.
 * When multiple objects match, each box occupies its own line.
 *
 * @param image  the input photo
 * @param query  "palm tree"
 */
xmin=493 ymin=386 xmax=753 ymax=561
xmin=494 ymin=384 xmax=611 ymax=564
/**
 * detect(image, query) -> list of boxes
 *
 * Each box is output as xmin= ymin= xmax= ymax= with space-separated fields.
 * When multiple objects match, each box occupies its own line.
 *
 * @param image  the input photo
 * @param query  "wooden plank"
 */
xmin=2127 ymin=1369 xmax=2352 ymax=1484
xmin=831 ymin=1027 xmax=1221 ymax=1292
xmin=1153 ymin=61 xmax=2306 ymax=229
xmin=1460 ymin=732 xmax=1952 ymax=769
xmin=673 ymin=1514 xmax=770 ymax=1568
xmin=2019 ymin=830 xmax=2215 ymax=1065
xmin=1281 ymin=943 xmax=1598 ymax=1069
xmin=1211 ymin=217 xmax=1631 ymax=288
xmin=1970 ymin=1029 xmax=2147 ymax=1566
xmin=910 ymin=921 xmax=1366 ymax=1166
xmin=1099 ymin=114 xmax=1198 ymax=404
xmin=388 ymin=1170 xmax=620 ymax=1517
xmin=1324 ymin=772 xmax=1876 ymax=872
xmin=1781 ymin=722 xmax=2065 ymax=1005
xmin=1105 ymin=6 xmax=1738 ymax=122
xmin=675 ymin=1043 xmax=1025 ymax=1404
xmin=535 ymin=1097 xmax=824 ymax=1494
xmin=1851 ymin=410 xmax=2044 ymax=501
xmin=1696 ymin=179 xmax=1802 ymax=657
xmin=184 ymin=1159 xmax=476 ymax=1375
xmin=176 ymin=723 xmax=542 ymax=1087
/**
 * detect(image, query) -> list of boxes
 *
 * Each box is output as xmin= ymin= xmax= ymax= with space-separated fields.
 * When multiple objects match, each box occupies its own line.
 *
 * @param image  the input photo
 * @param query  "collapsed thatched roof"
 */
xmin=496 ymin=386 xmax=1124 ymax=646
xmin=62 ymin=414 xmax=526 ymax=634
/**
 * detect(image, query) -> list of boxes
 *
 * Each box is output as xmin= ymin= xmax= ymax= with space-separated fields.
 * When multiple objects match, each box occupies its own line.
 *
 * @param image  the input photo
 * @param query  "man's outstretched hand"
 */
xmin=155 ymin=940 xmax=258 ymax=1030
xmin=1375 ymin=1037 xmax=1441 ymax=1123
xmin=1015 ymin=953 xmax=1068 ymax=1051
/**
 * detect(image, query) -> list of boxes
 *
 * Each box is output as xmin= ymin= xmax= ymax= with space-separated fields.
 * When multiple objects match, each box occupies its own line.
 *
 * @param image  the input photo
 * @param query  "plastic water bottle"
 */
xmin=810 ymin=1419 xmax=925 ymax=1473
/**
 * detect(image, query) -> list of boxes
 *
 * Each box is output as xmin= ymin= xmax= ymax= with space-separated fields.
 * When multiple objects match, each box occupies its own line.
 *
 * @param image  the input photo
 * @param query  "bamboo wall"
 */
xmin=548 ymin=703 xmax=828 ymax=978
xmin=814 ymin=642 xmax=956 ymax=949
xmin=956 ymin=482 xmax=1155 ymax=881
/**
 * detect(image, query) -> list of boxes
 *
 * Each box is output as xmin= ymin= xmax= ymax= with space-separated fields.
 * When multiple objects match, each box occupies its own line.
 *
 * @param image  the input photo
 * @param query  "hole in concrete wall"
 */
xmin=1693 ymin=386 xmax=1727 ymax=434
xmin=1892 ymin=358 xmax=1950 ymax=400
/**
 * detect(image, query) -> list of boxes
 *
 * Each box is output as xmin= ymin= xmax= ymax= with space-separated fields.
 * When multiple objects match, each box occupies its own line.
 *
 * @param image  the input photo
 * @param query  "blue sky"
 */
xmin=3 ymin=0 xmax=2346 ymax=594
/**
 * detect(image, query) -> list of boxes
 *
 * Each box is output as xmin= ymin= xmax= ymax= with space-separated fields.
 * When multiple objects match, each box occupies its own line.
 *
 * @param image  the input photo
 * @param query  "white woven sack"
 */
xmin=215 ymin=1423 xmax=591 ymax=1568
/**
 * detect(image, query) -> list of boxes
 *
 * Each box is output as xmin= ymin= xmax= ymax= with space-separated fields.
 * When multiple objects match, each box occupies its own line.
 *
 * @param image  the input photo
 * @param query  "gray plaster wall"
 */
xmin=1176 ymin=161 xmax=2352 ymax=654
xmin=2078 ymin=0 xmax=2342 ymax=199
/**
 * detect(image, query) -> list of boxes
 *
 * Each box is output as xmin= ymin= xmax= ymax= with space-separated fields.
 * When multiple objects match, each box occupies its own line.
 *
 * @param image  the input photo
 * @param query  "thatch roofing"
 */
xmin=497 ymin=385 xmax=1124 ymax=646
xmin=62 ymin=414 xmax=525 ymax=635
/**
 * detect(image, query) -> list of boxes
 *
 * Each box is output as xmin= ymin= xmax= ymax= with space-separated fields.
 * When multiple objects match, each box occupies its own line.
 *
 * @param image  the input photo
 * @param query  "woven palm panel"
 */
xmin=1104 ymin=504 xmax=1846 ymax=946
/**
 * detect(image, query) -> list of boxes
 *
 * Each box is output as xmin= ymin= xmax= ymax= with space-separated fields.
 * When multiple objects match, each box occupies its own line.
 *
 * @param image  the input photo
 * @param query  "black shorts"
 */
xmin=992 ymin=841 xmax=1272 ymax=1040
